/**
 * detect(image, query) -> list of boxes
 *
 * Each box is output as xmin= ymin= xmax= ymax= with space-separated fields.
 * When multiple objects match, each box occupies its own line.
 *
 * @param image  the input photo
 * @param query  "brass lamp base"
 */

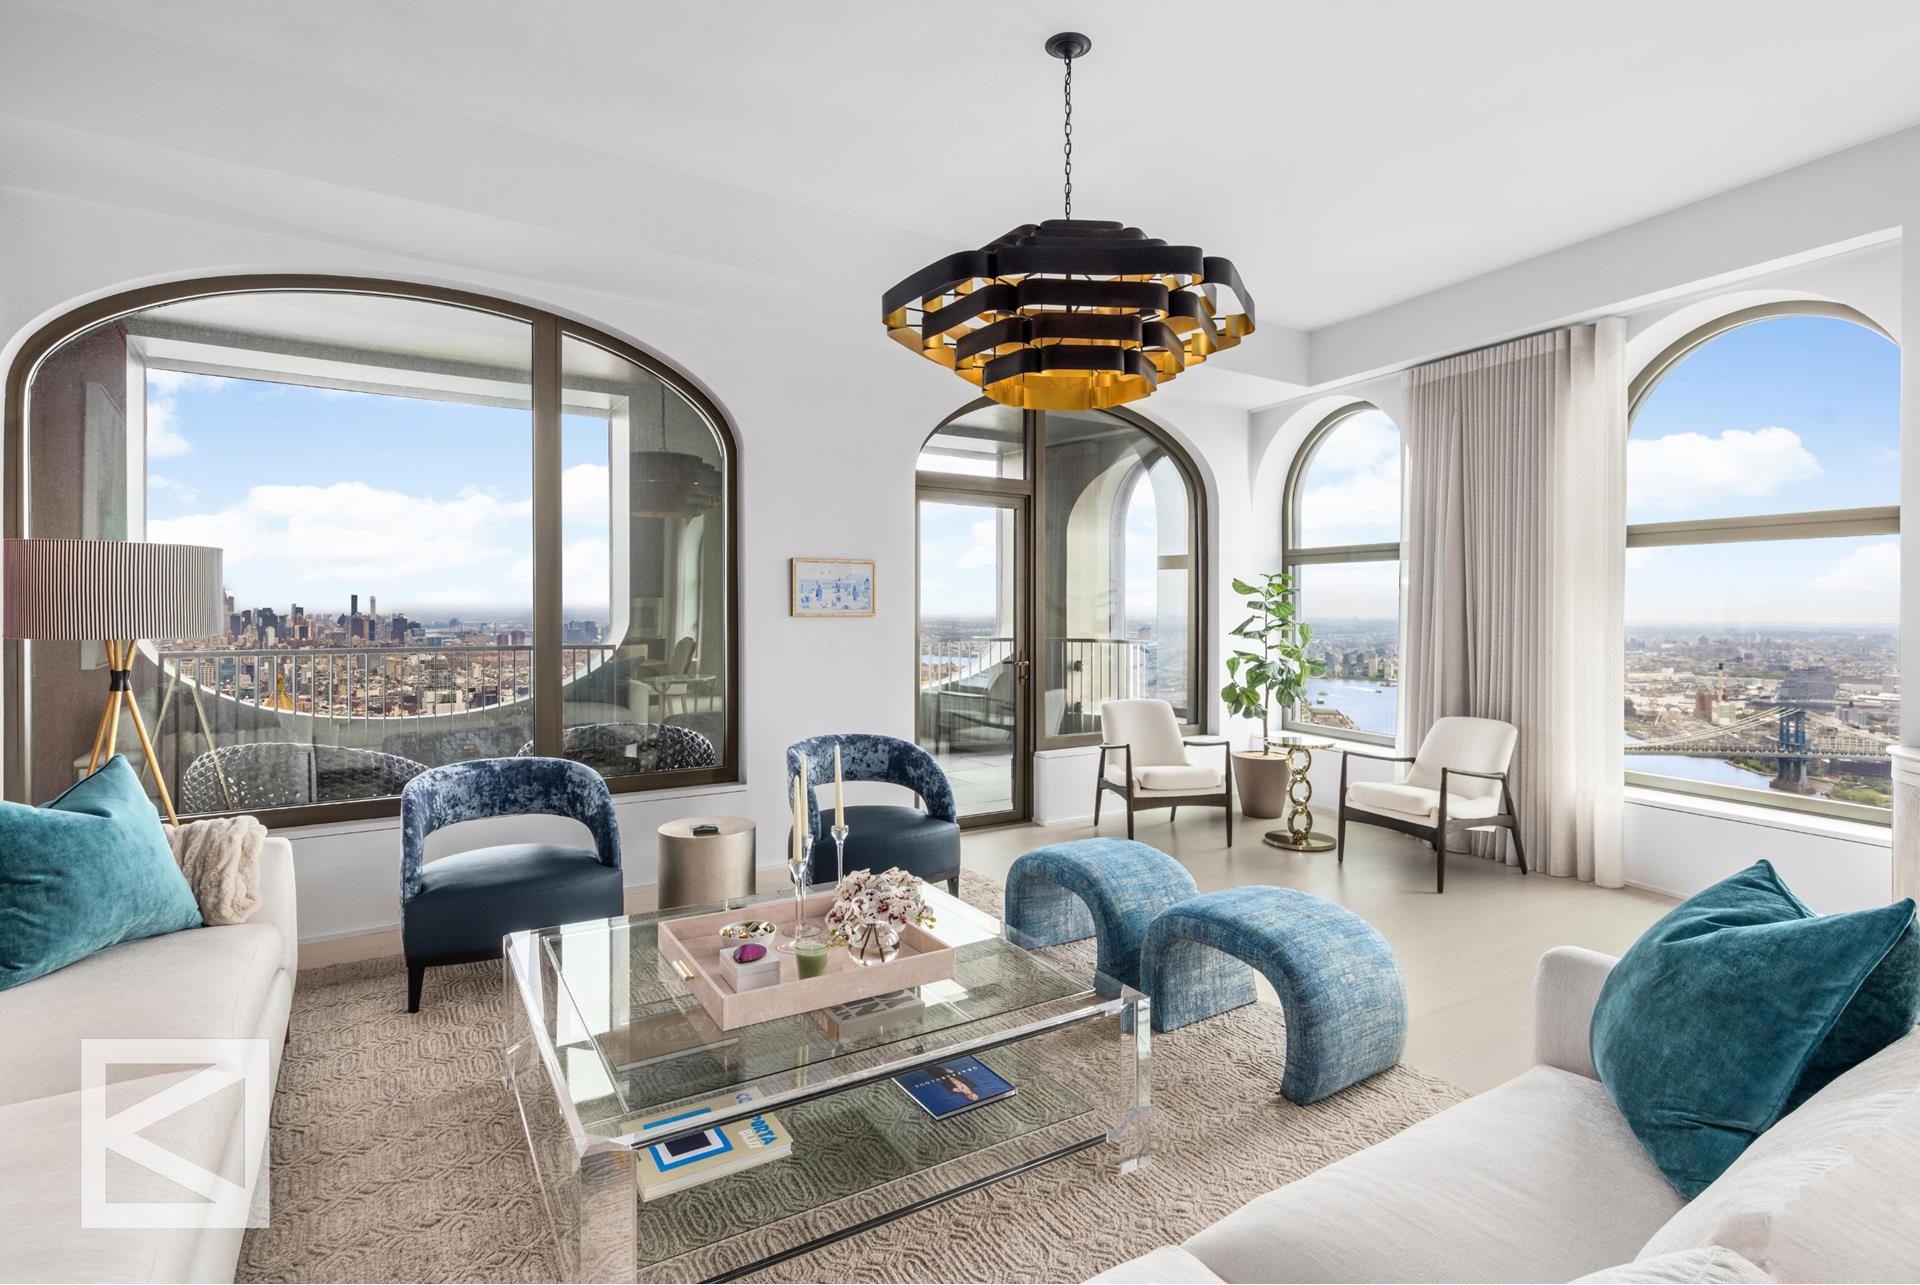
xmin=87 ymin=639 xmax=178 ymax=827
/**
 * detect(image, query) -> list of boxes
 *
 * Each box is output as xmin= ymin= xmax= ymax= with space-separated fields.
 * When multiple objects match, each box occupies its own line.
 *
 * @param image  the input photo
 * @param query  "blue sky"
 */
xmin=1627 ymin=315 xmax=1898 ymax=626
xmin=144 ymin=372 xmax=611 ymax=619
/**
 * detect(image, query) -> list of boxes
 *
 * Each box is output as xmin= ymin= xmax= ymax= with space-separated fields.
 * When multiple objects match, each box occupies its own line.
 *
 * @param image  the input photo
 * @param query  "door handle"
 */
xmin=1016 ymin=652 xmax=1030 ymax=685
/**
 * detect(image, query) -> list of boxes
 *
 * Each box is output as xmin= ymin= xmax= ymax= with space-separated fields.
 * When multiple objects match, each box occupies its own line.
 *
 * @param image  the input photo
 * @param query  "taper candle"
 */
xmin=833 ymin=740 xmax=845 ymax=829
xmin=791 ymin=767 xmax=804 ymax=864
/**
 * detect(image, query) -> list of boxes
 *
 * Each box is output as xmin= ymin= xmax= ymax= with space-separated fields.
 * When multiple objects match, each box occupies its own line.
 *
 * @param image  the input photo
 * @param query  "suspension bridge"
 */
xmin=1626 ymin=707 xmax=1892 ymax=784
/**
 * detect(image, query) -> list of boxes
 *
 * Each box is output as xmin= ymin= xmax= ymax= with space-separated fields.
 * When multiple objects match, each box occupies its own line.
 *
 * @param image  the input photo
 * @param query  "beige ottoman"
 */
xmin=656 ymin=816 xmax=755 ymax=910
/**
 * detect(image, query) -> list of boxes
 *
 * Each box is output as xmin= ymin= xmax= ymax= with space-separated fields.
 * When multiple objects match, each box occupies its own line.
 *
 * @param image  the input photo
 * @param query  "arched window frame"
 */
xmin=917 ymin=397 xmax=1210 ymax=753
xmin=1280 ymin=402 xmax=1403 ymax=747
xmin=2 ymin=273 xmax=742 ymax=823
xmin=1624 ymin=300 xmax=1897 ymax=822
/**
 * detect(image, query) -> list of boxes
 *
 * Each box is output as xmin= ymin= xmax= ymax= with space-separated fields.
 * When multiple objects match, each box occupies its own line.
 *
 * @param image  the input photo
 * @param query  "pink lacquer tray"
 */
xmin=655 ymin=891 xmax=957 ymax=1031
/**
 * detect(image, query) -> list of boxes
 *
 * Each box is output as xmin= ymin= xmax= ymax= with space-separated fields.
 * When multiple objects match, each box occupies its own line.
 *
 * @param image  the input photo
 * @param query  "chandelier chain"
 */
xmin=1062 ymin=53 xmax=1074 ymax=219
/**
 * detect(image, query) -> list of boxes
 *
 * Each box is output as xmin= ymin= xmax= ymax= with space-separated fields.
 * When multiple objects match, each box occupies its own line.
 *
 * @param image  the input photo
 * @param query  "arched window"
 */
xmin=1625 ymin=305 xmax=1897 ymax=818
xmin=914 ymin=401 xmax=1207 ymax=822
xmin=4 ymin=277 xmax=738 ymax=822
xmin=1281 ymin=405 xmax=1403 ymax=744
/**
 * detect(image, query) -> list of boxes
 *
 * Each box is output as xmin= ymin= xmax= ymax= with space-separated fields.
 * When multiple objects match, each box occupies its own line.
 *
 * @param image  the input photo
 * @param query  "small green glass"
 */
xmin=793 ymin=939 xmax=829 ymax=979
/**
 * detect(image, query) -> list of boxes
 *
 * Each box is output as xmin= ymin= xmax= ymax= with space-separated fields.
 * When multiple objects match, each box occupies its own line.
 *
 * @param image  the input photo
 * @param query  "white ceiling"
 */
xmin=7 ymin=0 xmax=1920 ymax=335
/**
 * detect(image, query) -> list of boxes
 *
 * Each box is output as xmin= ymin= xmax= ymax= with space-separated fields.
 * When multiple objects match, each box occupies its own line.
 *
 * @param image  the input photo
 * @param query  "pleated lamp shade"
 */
xmin=3 ymin=539 xmax=225 ymax=641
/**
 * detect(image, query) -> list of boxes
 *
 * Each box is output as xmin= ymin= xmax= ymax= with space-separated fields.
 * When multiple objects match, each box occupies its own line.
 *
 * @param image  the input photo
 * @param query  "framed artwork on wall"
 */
xmin=791 ymin=558 xmax=875 ymax=617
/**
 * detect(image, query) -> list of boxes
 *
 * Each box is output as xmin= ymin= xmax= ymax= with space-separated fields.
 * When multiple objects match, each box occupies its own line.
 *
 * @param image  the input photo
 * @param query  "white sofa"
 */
xmin=1095 ymin=946 xmax=1920 ymax=1283
xmin=0 ymin=837 xmax=297 ymax=1284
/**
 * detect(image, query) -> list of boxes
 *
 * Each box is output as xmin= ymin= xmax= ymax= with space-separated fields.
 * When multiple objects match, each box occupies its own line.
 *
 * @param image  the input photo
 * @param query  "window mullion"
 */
xmin=531 ymin=316 xmax=563 ymax=758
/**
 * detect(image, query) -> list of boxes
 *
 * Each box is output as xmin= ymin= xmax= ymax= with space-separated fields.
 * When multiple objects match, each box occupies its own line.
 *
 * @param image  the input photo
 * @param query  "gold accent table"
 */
xmin=1260 ymin=736 xmax=1336 ymax=852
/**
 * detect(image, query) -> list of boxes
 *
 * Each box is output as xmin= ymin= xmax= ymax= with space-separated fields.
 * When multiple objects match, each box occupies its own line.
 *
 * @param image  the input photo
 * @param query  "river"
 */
xmin=1301 ymin=678 xmax=1398 ymax=738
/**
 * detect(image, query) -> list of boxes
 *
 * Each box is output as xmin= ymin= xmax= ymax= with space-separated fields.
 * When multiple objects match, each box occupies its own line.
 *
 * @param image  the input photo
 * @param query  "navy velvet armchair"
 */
xmin=399 ymin=756 xmax=623 ymax=1011
xmin=786 ymin=733 xmax=961 ymax=893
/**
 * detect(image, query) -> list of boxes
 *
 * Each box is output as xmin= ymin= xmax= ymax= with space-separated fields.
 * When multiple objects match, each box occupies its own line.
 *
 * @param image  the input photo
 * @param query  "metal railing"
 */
xmin=916 ymin=634 xmax=1168 ymax=740
xmin=142 ymin=643 xmax=616 ymax=807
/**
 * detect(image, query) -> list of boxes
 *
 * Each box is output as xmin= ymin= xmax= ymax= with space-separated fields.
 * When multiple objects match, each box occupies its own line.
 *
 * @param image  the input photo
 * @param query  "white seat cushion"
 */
xmin=1135 ymin=764 xmax=1223 ymax=792
xmin=0 ymin=923 xmax=286 ymax=1108
xmin=1345 ymin=780 xmax=1499 ymax=823
xmin=1089 ymin=1246 xmax=1224 ymax=1283
xmin=1179 ymin=1067 xmax=1685 ymax=1282
xmin=0 ymin=1070 xmax=247 ymax=1283
xmin=1572 ymin=1248 xmax=1771 ymax=1283
xmin=1635 ymin=1028 xmax=1920 ymax=1282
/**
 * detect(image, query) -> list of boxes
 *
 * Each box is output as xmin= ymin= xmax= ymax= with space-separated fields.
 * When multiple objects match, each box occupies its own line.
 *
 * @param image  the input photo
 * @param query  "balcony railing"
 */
xmin=140 ymin=643 xmax=616 ymax=811
xmin=917 ymin=634 xmax=1168 ymax=741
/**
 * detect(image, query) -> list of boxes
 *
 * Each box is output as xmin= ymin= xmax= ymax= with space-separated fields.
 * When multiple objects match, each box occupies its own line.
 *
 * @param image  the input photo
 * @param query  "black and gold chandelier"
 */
xmin=882 ymin=32 xmax=1255 ymax=412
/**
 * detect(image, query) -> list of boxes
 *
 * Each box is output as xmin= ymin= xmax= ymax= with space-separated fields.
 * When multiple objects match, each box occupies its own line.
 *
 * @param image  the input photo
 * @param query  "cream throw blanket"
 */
xmin=167 ymin=815 xmax=268 ymax=925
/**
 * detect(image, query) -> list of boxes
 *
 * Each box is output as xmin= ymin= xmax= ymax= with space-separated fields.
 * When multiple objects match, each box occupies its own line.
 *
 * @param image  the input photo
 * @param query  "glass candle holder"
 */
xmin=793 ymin=938 xmax=829 ymax=978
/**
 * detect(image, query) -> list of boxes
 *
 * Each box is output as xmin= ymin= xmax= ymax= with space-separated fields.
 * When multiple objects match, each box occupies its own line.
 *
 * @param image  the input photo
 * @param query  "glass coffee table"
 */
xmin=502 ymin=881 xmax=1152 ymax=1282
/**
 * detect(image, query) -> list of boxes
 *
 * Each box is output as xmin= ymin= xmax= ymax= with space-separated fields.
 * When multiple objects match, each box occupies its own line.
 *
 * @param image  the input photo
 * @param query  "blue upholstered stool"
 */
xmin=1141 ymin=886 xmax=1408 ymax=1104
xmin=1004 ymin=838 xmax=1198 ymax=993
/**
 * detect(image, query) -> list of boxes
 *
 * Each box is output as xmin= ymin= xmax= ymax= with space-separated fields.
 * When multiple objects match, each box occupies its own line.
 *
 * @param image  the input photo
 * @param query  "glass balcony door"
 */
xmin=916 ymin=491 xmax=1028 ymax=825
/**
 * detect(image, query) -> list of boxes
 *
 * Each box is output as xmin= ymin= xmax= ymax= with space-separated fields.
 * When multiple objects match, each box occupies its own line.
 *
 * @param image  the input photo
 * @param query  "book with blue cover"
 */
xmin=893 ymin=1055 xmax=1017 ymax=1121
xmin=621 ymin=1089 xmax=793 ymax=1201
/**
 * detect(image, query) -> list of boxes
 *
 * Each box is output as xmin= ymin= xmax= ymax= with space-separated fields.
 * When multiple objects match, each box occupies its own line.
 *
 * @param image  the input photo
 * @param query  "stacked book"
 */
xmin=621 ymin=1089 xmax=793 ymax=1201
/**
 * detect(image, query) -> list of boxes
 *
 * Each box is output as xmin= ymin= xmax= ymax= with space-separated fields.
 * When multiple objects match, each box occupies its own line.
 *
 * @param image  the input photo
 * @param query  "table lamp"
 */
xmin=3 ymin=538 xmax=225 ymax=825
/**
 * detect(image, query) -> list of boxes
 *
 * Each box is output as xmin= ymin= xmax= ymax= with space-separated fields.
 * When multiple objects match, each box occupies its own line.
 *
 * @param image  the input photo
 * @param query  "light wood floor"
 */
xmin=962 ymin=810 xmax=1675 ymax=1094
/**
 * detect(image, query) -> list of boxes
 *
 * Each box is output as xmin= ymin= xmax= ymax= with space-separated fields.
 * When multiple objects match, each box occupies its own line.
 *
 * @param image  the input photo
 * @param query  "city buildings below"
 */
xmin=159 ymin=592 xmax=610 ymax=724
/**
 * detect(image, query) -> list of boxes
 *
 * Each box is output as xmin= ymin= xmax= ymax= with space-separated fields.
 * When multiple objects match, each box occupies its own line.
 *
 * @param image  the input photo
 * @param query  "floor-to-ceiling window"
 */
xmin=1625 ymin=305 xmax=1897 ymax=819
xmin=5 ymin=277 xmax=738 ymax=823
xmin=1281 ymin=405 xmax=1403 ymax=745
xmin=915 ymin=401 xmax=1206 ymax=823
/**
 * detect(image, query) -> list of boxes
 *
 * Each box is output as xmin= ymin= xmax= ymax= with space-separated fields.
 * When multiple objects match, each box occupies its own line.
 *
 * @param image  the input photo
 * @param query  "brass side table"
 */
xmin=1261 ymin=736 xmax=1336 ymax=852
xmin=657 ymin=816 xmax=756 ymax=910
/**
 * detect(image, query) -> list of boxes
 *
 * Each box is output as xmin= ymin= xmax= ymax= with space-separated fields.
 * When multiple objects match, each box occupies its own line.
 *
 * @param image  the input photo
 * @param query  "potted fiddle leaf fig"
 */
xmin=1221 ymin=571 xmax=1324 ymax=819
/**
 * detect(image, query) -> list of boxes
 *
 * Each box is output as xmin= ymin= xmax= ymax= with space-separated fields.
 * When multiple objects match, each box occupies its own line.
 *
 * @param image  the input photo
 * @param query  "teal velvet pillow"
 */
xmin=1591 ymin=859 xmax=1918 ymax=1198
xmin=0 ymin=755 xmax=203 ymax=990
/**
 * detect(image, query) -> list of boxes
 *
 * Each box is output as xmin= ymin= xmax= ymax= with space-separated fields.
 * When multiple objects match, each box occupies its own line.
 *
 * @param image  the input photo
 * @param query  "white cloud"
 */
xmin=149 ymin=481 xmax=533 ymax=604
xmin=1308 ymin=411 xmax=1399 ymax=473
xmin=1296 ymin=409 xmax=1402 ymax=545
xmin=144 ymin=370 xmax=241 ymax=460
xmin=1628 ymin=426 xmax=1821 ymax=510
xmin=1811 ymin=540 xmax=1898 ymax=595
xmin=1299 ymin=455 xmax=1401 ymax=545
xmin=145 ymin=395 xmax=191 ymax=457
xmin=505 ymin=536 xmax=611 ymax=612
xmin=561 ymin=463 xmax=609 ymax=525
xmin=147 ymin=474 xmax=200 ymax=504
xmin=955 ymin=518 xmax=998 ymax=570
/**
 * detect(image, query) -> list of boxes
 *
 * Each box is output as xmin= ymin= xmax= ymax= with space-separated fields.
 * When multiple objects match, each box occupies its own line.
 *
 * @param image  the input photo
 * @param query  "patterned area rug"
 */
xmin=239 ymin=874 xmax=1465 ymax=1283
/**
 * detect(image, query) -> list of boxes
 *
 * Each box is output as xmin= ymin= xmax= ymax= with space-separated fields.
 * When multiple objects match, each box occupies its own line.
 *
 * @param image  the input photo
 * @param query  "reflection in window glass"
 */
xmin=1625 ymin=537 xmax=1897 ymax=808
xmin=1294 ymin=408 xmax=1402 ymax=547
xmin=560 ymin=336 xmax=729 ymax=778
xmin=918 ymin=404 xmax=1025 ymax=479
xmin=1041 ymin=411 xmax=1193 ymax=737
xmin=1293 ymin=561 xmax=1401 ymax=739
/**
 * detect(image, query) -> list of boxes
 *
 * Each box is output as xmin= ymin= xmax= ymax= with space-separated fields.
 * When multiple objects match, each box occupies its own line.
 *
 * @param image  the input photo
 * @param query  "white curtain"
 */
xmin=1402 ymin=320 xmax=1626 ymax=886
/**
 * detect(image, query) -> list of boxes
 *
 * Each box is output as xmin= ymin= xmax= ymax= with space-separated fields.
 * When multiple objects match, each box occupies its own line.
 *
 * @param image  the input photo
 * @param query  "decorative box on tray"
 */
xmin=658 ymin=891 xmax=956 ymax=1031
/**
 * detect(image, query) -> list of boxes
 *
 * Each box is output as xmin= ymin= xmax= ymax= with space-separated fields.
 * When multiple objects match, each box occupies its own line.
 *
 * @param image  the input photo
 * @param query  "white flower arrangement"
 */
xmin=824 ymin=867 xmax=936 ymax=946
